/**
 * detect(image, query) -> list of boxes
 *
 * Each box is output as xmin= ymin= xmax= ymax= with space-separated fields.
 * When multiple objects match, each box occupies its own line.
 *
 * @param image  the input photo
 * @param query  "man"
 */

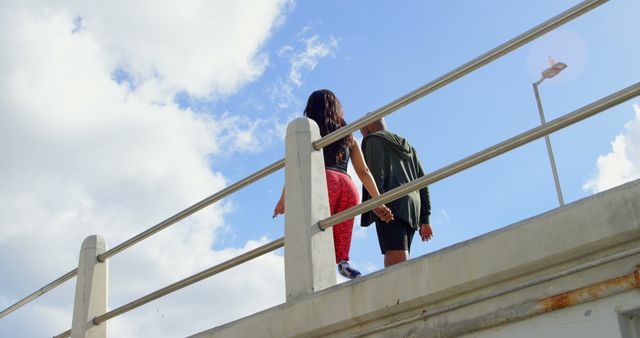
xmin=360 ymin=118 xmax=433 ymax=267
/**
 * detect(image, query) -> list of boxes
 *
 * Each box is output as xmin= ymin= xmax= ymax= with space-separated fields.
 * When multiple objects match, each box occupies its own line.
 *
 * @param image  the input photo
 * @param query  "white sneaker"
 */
xmin=337 ymin=261 xmax=361 ymax=279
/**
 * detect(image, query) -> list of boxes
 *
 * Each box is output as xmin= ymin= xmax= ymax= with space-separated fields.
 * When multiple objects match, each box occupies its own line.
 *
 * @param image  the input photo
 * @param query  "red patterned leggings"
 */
xmin=325 ymin=169 xmax=360 ymax=263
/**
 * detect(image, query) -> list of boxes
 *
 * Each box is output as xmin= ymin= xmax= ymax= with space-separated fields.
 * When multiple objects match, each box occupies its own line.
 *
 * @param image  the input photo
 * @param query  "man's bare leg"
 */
xmin=384 ymin=250 xmax=408 ymax=267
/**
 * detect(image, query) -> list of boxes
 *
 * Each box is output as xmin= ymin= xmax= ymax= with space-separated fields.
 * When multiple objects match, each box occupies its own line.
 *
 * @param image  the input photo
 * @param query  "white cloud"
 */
xmin=0 ymin=1 xmax=290 ymax=337
xmin=269 ymin=77 xmax=302 ymax=110
xmin=287 ymin=32 xmax=338 ymax=87
xmin=214 ymin=113 xmax=287 ymax=154
xmin=364 ymin=262 xmax=379 ymax=273
xmin=583 ymin=103 xmax=640 ymax=193
xmin=269 ymin=26 xmax=338 ymax=110
xmin=441 ymin=210 xmax=450 ymax=222
xmin=429 ymin=209 xmax=451 ymax=225
xmin=73 ymin=0 xmax=290 ymax=98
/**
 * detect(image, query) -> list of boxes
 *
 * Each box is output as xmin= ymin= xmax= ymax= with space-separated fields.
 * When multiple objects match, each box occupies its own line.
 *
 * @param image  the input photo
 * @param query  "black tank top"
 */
xmin=323 ymin=142 xmax=350 ymax=173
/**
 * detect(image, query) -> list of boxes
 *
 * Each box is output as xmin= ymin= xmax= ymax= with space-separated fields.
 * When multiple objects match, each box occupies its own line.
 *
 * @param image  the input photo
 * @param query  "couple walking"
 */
xmin=273 ymin=89 xmax=432 ymax=279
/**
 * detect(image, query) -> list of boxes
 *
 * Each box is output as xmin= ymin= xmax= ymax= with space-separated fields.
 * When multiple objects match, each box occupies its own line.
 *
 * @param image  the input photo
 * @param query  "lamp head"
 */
xmin=541 ymin=56 xmax=567 ymax=79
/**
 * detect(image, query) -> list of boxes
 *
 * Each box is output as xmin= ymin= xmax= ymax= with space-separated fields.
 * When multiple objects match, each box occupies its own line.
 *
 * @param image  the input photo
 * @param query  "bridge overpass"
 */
xmin=1 ymin=1 xmax=639 ymax=337
xmin=191 ymin=178 xmax=640 ymax=338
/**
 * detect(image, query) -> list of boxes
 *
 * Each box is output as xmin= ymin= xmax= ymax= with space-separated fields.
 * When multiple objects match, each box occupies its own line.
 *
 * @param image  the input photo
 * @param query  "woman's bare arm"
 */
xmin=350 ymin=139 xmax=393 ymax=222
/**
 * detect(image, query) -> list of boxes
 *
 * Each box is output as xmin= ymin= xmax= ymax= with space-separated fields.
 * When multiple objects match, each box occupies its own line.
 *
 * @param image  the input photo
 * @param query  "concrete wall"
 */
xmin=459 ymin=291 xmax=640 ymax=338
xmin=190 ymin=179 xmax=640 ymax=338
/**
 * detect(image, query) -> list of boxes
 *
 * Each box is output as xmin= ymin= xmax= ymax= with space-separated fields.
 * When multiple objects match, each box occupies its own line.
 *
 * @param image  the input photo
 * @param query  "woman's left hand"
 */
xmin=272 ymin=198 xmax=285 ymax=218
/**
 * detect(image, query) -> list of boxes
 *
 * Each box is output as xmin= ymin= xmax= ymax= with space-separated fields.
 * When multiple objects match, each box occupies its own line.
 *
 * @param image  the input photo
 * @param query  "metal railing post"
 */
xmin=71 ymin=235 xmax=108 ymax=338
xmin=533 ymin=80 xmax=565 ymax=206
xmin=284 ymin=117 xmax=336 ymax=301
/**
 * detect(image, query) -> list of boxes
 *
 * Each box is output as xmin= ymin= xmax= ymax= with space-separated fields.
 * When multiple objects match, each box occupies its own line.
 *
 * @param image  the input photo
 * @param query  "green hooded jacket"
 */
xmin=360 ymin=130 xmax=430 ymax=229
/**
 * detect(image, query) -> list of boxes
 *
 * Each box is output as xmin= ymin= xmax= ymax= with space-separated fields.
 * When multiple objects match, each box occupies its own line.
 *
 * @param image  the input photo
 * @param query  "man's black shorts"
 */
xmin=375 ymin=218 xmax=415 ymax=254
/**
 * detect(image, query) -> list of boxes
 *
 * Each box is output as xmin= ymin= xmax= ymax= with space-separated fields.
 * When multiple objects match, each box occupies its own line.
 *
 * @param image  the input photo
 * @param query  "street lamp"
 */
xmin=532 ymin=56 xmax=567 ymax=207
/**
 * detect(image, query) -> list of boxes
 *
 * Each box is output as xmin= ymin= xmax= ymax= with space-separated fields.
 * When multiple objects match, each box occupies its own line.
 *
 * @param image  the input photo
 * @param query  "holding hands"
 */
xmin=273 ymin=192 xmax=395 ymax=224
xmin=372 ymin=204 xmax=394 ymax=223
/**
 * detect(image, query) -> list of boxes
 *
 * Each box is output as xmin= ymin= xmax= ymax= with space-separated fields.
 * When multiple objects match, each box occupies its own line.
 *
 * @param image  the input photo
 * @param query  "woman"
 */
xmin=273 ymin=89 xmax=393 ymax=279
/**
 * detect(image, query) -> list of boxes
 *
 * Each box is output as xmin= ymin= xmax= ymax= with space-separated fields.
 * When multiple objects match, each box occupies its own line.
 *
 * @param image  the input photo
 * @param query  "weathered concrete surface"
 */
xmin=71 ymin=235 xmax=108 ymax=338
xmin=284 ymin=117 xmax=335 ymax=301
xmin=458 ymin=291 xmax=640 ymax=338
xmin=190 ymin=179 xmax=640 ymax=338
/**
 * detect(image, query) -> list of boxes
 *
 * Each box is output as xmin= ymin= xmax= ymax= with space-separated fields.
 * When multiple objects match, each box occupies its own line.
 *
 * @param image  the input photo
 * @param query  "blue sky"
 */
xmin=212 ymin=0 xmax=640 ymax=272
xmin=0 ymin=0 xmax=638 ymax=337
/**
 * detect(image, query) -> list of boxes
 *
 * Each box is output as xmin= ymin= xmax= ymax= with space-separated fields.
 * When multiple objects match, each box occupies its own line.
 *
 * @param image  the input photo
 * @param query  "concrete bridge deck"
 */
xmin=192 ymin=179 xmax=640 ymax=338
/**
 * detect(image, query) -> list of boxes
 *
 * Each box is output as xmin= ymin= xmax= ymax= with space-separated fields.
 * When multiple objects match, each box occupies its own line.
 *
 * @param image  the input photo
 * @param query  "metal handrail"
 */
xmin=312 ymin=0 xmax=607 ymax=151
xmin=53 ymin=238 xmax=285 ymax=338
xmin=319 ymin=82 xmax=640 ymax=229
xmin=99 ymin=158 xmax=285 ymax=261
xmin=53 ymin=329 xmax=70 ymax=338
xmin=0 ymin=158 xmax=284 ymax=319
xmin=0 ymin=269 xmax=77 ymax=319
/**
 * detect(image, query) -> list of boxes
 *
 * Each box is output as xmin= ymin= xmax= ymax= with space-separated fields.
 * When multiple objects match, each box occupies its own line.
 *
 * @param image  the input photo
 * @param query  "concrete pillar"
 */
xmin=284 ymin=117 xmax=336 ymax=301
xmin=71 ymin=235 xmax=108 ymax=338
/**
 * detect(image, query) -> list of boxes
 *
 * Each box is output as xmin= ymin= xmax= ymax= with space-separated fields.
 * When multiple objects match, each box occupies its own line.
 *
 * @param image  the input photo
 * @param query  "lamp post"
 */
xmin=532 ymin=56 xmax=567 ymax=207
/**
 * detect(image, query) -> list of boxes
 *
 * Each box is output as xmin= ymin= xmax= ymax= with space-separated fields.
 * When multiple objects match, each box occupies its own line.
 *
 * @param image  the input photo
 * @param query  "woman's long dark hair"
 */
xmin=303 ymin=89 xmax=353 ymax=162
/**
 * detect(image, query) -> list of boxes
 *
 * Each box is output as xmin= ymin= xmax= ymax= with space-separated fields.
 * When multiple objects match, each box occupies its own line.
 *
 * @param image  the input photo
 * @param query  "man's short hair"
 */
xmin=366 ymin=113 xmax=387 ymax=131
